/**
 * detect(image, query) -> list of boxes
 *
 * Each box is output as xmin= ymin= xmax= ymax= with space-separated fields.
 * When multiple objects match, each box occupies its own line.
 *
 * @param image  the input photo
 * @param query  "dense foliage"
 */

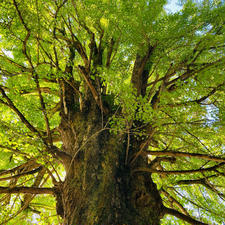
xmin=0 ymin=0 xmax=225 ymax=224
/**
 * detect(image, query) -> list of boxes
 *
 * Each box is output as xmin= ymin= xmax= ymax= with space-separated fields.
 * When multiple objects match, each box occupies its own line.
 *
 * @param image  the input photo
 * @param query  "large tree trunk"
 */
xmin=55 ymin=96 xmax=164 ymax=225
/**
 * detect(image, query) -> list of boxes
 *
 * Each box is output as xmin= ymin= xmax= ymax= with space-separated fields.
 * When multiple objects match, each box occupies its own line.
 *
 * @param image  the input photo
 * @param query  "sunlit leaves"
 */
xmin=0 ymin=0 xmax=225 ymax=224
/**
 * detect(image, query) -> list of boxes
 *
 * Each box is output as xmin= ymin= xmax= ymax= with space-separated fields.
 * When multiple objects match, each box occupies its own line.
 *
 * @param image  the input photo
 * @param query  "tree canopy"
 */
xmin=0 ymin=0 xmax=225 ymax=224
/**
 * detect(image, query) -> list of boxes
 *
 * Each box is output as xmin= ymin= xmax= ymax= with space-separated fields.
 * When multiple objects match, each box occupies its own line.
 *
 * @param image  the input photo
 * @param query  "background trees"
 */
xmin=0 ymin=0 xmax=225 ymax=224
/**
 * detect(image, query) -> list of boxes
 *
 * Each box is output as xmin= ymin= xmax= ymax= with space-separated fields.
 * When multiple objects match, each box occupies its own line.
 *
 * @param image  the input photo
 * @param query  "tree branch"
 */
xmin=163 ymin=206 xmax=208 ymax=225
xmin=33 ymin=72 xmax=53 ymax=146
xmin=145 ymin=150 xmax=225 ymax=163
xmin=0 ymin=89 xmax=65 ymax=161
xmin=176 ymin=176 xmax=225 ymax=200
xmin=0 ymin=166 xmax=42 ymax=182
xmin=0 ymin=144 xmax=29 ymax=157
xmin=167 ymin=57 xmax=225 ymax=87
xmin=172 ymin=187 xmax=222 ymax=217
xmin=131 ymin=46 xmax=154 ymax=96
xmin=149 ymin=156 xmax=176 ymax=169
xmin=0 ymin=86 xmax=46 ymax=142
xmin=166 ymin=81 xmax=225 ymax=107
xmin=13 ymin=0 xmax=29 ymax=32
xmin=0 ymin=87 xmax=64 ymax=160
xmin=161 ymin=188 xmax=189 ymax=216
xmin=78 ymin=65 xmax=107 ymax=113
xmin=0 ymin=160 xmax=38 ymax=177
xmin=0 ymin=55 xmax=31 ymax=72
xmin=0 ymin=186 xmax=54 ymax=195
xmin=13 ymin=0 xmax=34 ymax=68
xmin=133 ymin=162 xmax=225 ymax=175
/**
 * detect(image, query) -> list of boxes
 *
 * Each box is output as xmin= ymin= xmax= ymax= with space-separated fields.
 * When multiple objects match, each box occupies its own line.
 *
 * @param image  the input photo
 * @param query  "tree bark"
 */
xmin=56 ymin=101 xmax=164 ymax=225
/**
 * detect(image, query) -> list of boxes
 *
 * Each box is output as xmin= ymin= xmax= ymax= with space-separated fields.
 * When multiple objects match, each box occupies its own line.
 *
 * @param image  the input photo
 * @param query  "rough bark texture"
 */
xmin=55 ymin=97 xmax=164 ymax=225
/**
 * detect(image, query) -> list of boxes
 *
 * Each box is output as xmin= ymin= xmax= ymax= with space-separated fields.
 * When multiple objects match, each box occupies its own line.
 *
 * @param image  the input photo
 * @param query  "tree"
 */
xmin=0 ymin=0 xmax=225 ymax=224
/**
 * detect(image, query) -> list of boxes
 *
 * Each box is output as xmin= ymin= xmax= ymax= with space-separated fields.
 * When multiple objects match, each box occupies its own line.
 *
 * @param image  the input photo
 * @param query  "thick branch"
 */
xmin=78 ymin=65 xmax=107 ymax=113
xmin=145 ymin=150 xmax=225 ymax=163
xmin=131 ymin=46 xmax=154 ymax=96
xmin=163 ymin=206 xmax=208 ymax=225
xmin=0 ymin=98 xmax=9 ymax=106
xmin=161 ymin=188 xmax=189 ymax=216
xmin=134 ymin=162 xmax=225 ymax=175
xmin=0 ymin=186 xmax=54 ymax=195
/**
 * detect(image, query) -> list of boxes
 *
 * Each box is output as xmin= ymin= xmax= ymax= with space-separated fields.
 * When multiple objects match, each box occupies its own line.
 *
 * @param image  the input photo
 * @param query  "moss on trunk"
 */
xmin=56 ymin=103 xmax=163 ymax=225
